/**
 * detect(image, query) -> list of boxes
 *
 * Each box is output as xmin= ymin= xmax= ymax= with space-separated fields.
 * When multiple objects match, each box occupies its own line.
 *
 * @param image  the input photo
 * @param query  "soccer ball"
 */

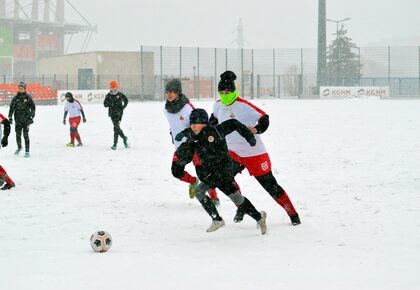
xmin=90 ymin=231 xmax=112 ymax=252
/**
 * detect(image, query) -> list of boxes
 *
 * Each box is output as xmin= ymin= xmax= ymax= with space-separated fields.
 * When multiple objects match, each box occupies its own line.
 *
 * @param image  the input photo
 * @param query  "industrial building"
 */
xmin=37 ymin=51 xmax=155 ymax=98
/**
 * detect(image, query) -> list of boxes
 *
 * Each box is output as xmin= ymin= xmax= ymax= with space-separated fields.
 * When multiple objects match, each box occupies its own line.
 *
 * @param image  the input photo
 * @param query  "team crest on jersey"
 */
xmin=179 ymin=115 xmax=184 ymax=121
xmin=208 ymin=136 xmax=214 ymax=143
xmin=261 ymin=161 xmax=269 ymax=171
xmin=230 ymin=112 xmax=235 ymax=119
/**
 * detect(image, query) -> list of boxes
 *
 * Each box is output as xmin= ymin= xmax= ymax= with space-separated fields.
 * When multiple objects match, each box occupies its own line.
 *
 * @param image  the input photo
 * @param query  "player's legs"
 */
xmin=69 ymin=116 xmax=82 ymax=145
xmin=218 ymin=179 xmax=262 ymax=222
xmin=193 ymin=153 xmax=219 ymax=203
xmin=15 ymin=123 xmax=23 ymax=150
xmin=0 ymin=165 xmax=15 ymax=189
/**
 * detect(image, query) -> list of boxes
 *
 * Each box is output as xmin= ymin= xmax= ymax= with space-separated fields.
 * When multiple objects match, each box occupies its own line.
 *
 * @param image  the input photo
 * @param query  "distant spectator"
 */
xmin=8 ymin=81 xmax=36 ymax=158
xmin=103 ymin=80 xmax=129 ymax=150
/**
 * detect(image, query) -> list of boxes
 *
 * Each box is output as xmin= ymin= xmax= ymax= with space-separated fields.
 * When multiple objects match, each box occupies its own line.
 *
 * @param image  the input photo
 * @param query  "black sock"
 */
xmin=239 ymin=197 xmax=262 ymax=221
xmin=199 ymin=196 xmax=222 ymax=221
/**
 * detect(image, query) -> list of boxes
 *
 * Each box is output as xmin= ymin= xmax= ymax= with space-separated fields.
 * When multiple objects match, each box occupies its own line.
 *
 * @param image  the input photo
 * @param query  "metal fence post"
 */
xmin=257 ymin=74 xmax=260 ymax=99
xmin=214 ymin=48 xmax=217 ymax=100
xmin=225 ymin=48 xmax=228 ymax=71
xmin=141 ymin=45 xmax=144 ymax=101
xmin=197 ymin=47 xmax=200 ymax=101
xmin=388 ymin=46 xmax=391 ymax=87
xmin=241 ymin=48 xmax=244 ymax=97
xmin=358 ymin=47 xmax=361 ymax=86
xmin=160 ymin=45 xmax=163 ymax=101
xmin=273 ymin=48 xmax=276 ymax=98
xmin=300 ymin=48 xmax=304 ymax=98
xmin=179 ymin=46 xmax=182 ymax=78
xmin=418 ymin=46 xmax=420 ymax=96
xmin=251 ymin=48 xmax=254 ymax=99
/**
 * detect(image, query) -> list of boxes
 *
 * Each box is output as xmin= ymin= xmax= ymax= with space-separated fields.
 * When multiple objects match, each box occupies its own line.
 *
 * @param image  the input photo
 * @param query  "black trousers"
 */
xmin=196 ymin=177 xmax=262 ymax=222
xmin=15 ymin=122 xmax=30 ymax=152
xmin=254 ymin=171 xmax=285 ymax=200
xmin=111 ymin=115 xmax=126 ymax=145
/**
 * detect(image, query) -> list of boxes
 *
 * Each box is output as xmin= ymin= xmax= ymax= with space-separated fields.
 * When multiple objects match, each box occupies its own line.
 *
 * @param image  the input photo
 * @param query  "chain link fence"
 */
xmin=1 ymin=46 xmax=420 ymax=102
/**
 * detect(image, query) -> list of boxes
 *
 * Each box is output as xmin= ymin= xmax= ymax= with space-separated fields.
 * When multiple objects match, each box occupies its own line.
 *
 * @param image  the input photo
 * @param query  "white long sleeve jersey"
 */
xmin=213 ymin=97 xmax=267 ymax=157
xmin=64 ymin=100 xmax=83 ymax=118
xmin=164 ymin=102 xmax=195 ymax=149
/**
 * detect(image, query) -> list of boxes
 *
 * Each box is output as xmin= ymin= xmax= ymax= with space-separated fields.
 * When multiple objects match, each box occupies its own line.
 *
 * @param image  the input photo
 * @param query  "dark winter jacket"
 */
xmin=8 ymin=92 xmax=36 ymax=124
xmin=175 ymin=119 xmax=256 ymax=187
xmin=103 ymin=91 xmax=128 ymax=118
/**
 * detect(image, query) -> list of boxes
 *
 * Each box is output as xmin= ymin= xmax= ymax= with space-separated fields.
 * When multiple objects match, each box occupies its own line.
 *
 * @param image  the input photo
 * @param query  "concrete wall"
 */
xmin=38 ymin=51 xmax=155 ymax=99
xmin=38 ymin=52 xmax=98 ymax=90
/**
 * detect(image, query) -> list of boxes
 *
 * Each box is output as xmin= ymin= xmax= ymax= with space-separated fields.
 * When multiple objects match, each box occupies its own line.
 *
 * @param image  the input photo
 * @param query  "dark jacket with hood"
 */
xmin=175 ymin=119 xmax=256 ymax=187
xmin=103 ymin=91 xmax=128 ymax=118
xmin=8 ymin=92 xmax=36 ymax=124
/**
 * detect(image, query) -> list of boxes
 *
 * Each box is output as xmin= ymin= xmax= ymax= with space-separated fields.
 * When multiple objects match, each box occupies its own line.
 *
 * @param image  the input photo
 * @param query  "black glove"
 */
xmin=83 ymin=117 xmax=87 ymax=123
xmin=63 ymin=118 xmax=66 ymax=125
xmin=248 ymin=136 xmax=256 ymax=147
xmin=1 ymin=137 xmax=8 ymax=147
xmin=28 ymin=118 xmax=34 ymax=124
xmin=8 ymin=118 xmax=13 ymax=125
xmin=175 ymin=130 xmax=187 ymax=142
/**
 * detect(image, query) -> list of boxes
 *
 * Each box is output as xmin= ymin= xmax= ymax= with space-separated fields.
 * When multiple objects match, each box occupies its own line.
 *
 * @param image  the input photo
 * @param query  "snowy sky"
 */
xmin=63 ymin=0 xmax=420 ymax=52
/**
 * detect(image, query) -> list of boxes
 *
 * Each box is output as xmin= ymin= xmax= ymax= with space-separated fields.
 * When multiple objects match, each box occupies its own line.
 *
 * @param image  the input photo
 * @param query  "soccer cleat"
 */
xmin=233 ymin=208 xmax=245 ymax=223
xmin=24 ymin=152 xmax=31 ymax=158
xmin=290 ymin=214 xmax=301 ymax=226
xmin=0 ymin=174 xmax=5 ymax=186
xmin=111 ymin=145 xmax=117 ymax=150
xmin=1 ymin=182 xmax=15 ymax=190
xmin=257 ymin=211 xmax=267 ymax=235
xmin=77 ymin=143 xmax=83 ymax=147
xmin=123 ymin=136 xmax=129 ymax=148
xmin=14 ymin=148 xmax=22 ymax=156
xmin=66 ymin=143 xmax=75 ymax=147
xmin=212 ymin=199 xmax=220 ymax=207
xmin=206 ymin=219 xmax=225 ymax=232
xmin=188 ymin=178 xmax=199 ymax=199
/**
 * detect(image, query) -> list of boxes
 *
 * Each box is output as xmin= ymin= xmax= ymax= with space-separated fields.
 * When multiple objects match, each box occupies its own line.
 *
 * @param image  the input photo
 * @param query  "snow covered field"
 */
xmin=0 ymin=99 xmax=419 ymax=290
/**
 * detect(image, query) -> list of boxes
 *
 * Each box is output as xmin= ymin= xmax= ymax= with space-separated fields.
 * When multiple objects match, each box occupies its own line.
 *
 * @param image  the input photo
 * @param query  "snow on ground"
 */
xmin=0 ymin=99 xmax=419 ymax=290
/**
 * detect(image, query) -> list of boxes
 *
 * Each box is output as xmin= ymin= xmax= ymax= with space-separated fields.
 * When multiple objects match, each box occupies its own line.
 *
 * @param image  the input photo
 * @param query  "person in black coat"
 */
xmin=103 ymin=80 xmax=128 ymax=150
xmin=8 ymin=82 xmax=36 ymax=157
xmin=0 ymin=113 xmax=15 ymax=190
xmin=173 ymin=108 xmax=267 ymax=234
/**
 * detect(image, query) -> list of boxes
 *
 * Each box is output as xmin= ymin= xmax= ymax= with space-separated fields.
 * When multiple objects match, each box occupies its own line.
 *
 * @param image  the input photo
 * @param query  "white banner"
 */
xmin=57 ymin=90 xmax=109 ymax=104
xmin=320 ymin=86 xmax=390 ymax=98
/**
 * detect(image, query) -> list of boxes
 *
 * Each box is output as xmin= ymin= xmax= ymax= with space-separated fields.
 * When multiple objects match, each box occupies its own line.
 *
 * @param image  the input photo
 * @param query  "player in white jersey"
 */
xmin=0 ymin=113 xmax=15 ymax=190
xmin=212 ymin=71 xmax=301 ymax=225
xmin=63 ymin=92 xmax=86 ymax=147
xmin=164 ymin=79 xmax=219 ymax=204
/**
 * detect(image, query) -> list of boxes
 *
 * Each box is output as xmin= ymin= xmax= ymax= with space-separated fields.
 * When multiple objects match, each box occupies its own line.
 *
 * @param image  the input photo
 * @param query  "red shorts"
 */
xmin=69 ymin=116 xmax=81 ymax=129
xmin=229 ymin=151 xmax=271 ymax=177
xmin=172 ymin=151 xmax=202 ymax=166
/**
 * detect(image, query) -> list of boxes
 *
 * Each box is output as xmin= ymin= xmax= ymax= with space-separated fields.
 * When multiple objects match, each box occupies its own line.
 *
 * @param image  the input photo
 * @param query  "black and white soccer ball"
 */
xmin=90 ymin=231 xmax=112 ymax=252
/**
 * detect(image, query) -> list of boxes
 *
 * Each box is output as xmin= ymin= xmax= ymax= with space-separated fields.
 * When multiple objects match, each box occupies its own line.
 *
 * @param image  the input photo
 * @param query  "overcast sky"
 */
xmin=63 ymin=0 xmax=420 ymax=52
